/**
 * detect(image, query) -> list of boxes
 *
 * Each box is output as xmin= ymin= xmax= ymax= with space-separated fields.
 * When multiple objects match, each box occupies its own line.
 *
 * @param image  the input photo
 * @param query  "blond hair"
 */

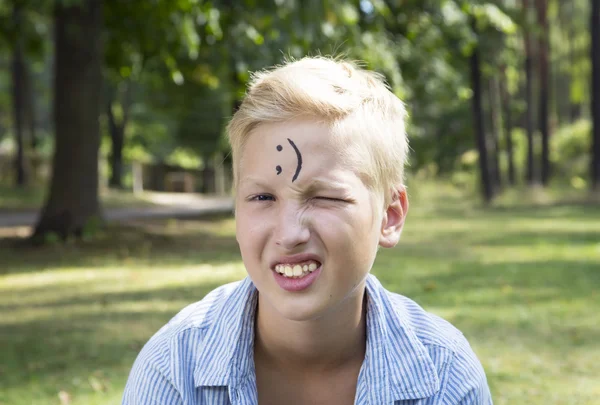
xmin=227 ymin=56 xmax=408 ymax=206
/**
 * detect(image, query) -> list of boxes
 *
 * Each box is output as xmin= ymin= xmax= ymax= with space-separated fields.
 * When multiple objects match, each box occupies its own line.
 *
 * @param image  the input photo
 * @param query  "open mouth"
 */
xmin=273 ymin=260 xmax=320 ymax=279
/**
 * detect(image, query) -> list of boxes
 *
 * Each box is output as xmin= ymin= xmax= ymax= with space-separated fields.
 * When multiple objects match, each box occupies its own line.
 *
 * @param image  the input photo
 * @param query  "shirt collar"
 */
xmin=194 ymin=275 xmax=440 ymax=402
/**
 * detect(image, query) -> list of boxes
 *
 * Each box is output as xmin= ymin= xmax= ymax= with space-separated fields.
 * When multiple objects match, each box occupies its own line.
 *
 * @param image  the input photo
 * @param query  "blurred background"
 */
xmin=0 ymin=0 xmax=599 ymax=404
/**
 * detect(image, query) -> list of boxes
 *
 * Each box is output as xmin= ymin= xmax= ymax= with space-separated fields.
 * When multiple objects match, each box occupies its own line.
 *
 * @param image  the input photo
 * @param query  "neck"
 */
xmin=254 ymin=284 xmax=367 ymax=374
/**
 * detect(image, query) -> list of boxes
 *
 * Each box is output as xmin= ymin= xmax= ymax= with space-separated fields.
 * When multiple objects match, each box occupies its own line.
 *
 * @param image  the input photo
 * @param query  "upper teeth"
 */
xmin=275 ymin=261 xmax=319 ymax=278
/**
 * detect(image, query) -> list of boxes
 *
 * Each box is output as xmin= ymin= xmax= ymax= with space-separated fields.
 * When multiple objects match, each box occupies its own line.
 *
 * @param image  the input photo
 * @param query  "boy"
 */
xmin=122 ymin=56 xmax=493 ymax=404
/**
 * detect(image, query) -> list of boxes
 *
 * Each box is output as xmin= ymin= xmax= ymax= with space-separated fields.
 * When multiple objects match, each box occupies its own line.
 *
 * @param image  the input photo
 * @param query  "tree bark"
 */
xmin=500 ymin=66 xmax=516 ymax=185
xmin=202 ymin=161 xmax=216 ymax=194
xmin=107 ymin=104 xmax=124 ymax=189
xmin=570 ymin=0 xmax=583 ymax=122
xmin=565 ymin=1 xmax=579 ymax=122
xmin=470 ymin=17 xmax=493 ymax=203
xmin=487 ymin=78 xmax=503 ymax=191
xmin=106 ymin=99 xmax=124 ymax=189
xmin=591 ymin=0 xmax=600 ymax=191
xmin=11 ymin=3 xmax=27 ymax=187
xmin=106 ymin=80 xmax=132 ymax=189
xmin=536 ymin=0 xmax=551 ymax=186
xmin=23 ymin=62 xmax=38 ymax=150
xmin=523 ymin=0 xmax=536 ymax=185
xmin=33 ymin=0 xmax=103 ymax=241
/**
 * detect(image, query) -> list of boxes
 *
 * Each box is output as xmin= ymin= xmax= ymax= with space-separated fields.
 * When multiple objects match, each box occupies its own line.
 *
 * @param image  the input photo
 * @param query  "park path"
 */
xmin=0 ymin=193 xmax=234 ymax=228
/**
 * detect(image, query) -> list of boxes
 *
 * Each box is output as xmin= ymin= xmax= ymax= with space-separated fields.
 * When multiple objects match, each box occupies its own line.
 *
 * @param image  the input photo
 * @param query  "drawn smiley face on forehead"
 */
xmin=275 ymin=138 xmax=303 ymax=182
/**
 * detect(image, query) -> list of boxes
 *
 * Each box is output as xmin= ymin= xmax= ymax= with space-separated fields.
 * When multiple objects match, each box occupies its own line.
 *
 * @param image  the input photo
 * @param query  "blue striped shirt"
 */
xmin=123 ymin=275 xmax=492 ymax=404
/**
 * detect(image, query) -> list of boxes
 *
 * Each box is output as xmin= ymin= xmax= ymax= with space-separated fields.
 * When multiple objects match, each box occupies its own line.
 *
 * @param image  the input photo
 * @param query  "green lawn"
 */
xmin=0 ymin=185 xmax=155 ymax=212
xmin=0 ymin=182 xmax=599 ymax=404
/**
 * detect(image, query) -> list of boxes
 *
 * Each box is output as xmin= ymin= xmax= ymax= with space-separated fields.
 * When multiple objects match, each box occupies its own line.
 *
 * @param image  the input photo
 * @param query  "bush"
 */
xmin=551 ymin=119 xmax=591 ymax=187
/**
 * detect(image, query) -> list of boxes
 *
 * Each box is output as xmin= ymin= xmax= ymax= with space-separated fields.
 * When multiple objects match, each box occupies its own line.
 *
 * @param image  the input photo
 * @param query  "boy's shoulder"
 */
xmin=131 ymin=279 xmax=248 ymax=371
xmin=368 ymin=275 xmax=466 ymax=351
xmin=163 ymin=280 xmax=244 ymax=334
xmin=159 ymin=279 xmax=249 ymax=345
xmin=122 ymin=280 xmax=251 ymax=403
xmin=371 ymin=278 xmax=491 ymax=403
xmin=384 ymin=288 xmax=465 ymax=350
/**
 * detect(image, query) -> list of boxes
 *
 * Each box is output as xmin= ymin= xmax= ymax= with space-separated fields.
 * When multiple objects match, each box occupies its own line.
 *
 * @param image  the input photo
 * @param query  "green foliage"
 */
xmin=551 ymin=120 xmax=592 ymax=187
xmin=0 ymin=1 xmax=50 ymax=57
xmin=1 ymin=0 xmax=597 ymax=191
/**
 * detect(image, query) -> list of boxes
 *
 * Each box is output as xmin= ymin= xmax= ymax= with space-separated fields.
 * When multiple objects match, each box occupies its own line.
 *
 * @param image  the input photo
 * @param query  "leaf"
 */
xmin=478 ymin=4 xmax=517 ymax=34
xmin=339 ymin=3 xmax=359 ymax=25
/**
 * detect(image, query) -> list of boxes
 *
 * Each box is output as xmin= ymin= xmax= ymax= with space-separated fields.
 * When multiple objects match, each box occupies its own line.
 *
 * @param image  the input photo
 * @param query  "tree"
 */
xmin=470 ymin=16 xmax=493 ymax=203
xmin=1 ymin=1 xmax=50 ymax=187
xmin=535 ymin=0 xmax=550 ymax=186
xmin=488 ymin=77 xmax=503 ymax=191
xmin=33 ymin=0 xmax=103 ymax=241
xmin=102 ymin=0 xmax=210 ymax=188
xmin=105 ymin=80 xmax=131 ymax=188
xmin=500 ymin=65 xmax=516 ymax=185
xmin=569 ymin=0 xmax=587 ymax=122
xmin=592 ymin=0 xmax=600 ymax=191
xmin=11 ymin=1 xmax=27 ymax=187
xmin=523 ymin=0 xmax=536 ymax=184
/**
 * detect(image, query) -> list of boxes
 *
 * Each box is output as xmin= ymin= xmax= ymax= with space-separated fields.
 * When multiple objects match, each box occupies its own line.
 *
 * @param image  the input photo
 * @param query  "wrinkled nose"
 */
xmin=274 ymin=202 xmax=310 ymax=250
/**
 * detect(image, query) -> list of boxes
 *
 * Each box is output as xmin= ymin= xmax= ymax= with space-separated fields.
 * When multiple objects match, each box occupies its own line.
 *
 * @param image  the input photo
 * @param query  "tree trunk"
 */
xmin=202 ymin=161 xmax=216 ymax=194
xmin=591 ymin=0 xmax=600 ymax=191
xmin=23 ymin=62 xmax=38 ymax=150
xmin=470 ymin=17 xmax=493 ymax=203
xmin=554 ymin=1 xmax=568 ymax=127
xmin=523 ymin=0 xmax=536 ymax=185
xmin=536 ymin=0 xmax=551 ymax=186
xmin=570 ymin=0 xmax=582 ymax=122
xmin=33 ymin=0 xmax=103 ymax=241
xmin=106 ymin=81 xmax=131 ymax=189
xmin=11 ymin=3 xmax=27 ymax=187
xmin=500 ymin=66 xmax=516 ymax=185
xmin=107 ymin=101 xmax=124 ymax=189
xmin=488 ymin=78 xmax=503 ymax=192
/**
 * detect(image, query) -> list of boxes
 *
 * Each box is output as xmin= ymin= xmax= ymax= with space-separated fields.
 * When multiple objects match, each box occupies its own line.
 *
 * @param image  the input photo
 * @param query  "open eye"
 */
xmin=250 ymin=194 xmax=275 ymax=202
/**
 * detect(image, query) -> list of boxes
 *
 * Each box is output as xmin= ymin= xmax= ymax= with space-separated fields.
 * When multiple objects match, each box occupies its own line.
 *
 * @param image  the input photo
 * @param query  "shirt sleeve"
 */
xmin=442 ymin=334 xmax=493 ymax=405
xmin=122 ymin=352 xmax=183 ymax=405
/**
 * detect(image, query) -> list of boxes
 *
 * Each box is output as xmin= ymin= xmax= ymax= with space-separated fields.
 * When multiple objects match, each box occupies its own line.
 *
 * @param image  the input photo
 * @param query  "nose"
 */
xmin=274 ymin=201 xmax=310 ymax=250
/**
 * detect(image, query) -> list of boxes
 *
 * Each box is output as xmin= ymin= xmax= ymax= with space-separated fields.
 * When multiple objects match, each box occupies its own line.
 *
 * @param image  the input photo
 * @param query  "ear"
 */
xmin=379 ymin=186 xmax=409 ymax=248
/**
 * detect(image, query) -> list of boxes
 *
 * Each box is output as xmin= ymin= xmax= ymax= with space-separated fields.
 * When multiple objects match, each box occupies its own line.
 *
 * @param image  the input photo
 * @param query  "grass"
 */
xmin=0 ymin=185 xmax=157 ymax=212
xmin=0 ymin=182 xmax=599 ymax=404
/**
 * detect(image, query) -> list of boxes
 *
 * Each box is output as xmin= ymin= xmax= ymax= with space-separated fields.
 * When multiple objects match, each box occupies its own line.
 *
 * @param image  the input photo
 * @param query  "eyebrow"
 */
xmin=238 ymin=176 xmax=274 ymax=189
xmin=239 ymin=176 xmax=352 ymax=194
xmin=303 ymin=178 xmax=352 ymax=194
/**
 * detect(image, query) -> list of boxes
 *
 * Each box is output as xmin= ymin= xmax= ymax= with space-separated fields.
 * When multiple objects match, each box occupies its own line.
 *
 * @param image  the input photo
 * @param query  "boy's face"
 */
xmin=235 ymin=119 xmax=407 ymax=322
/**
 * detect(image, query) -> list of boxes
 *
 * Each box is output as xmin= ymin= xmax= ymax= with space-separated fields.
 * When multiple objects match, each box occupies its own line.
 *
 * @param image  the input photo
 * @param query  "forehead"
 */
xmin=240 ymin=120 xmax=338 ymax=173
xmin=244 ymin=120 xmax=333 ymax=152
xmin=237 ymin=120 xmax=386 ymax=208
xmin=238 ymin=119 xmax=376 ymax=194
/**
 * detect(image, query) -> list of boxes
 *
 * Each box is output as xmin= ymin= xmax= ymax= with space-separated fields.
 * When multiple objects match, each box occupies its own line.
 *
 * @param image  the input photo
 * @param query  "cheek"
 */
xmin=236 ymin=210 xmax=269 ymax=256
xmin=331 ymin=208 xmax=380 ymax=267
xmin=315 ymin=208 xmax=377 ymax=254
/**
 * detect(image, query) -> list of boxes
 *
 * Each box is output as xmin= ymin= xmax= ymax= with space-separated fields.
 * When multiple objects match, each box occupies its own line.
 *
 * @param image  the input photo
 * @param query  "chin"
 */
xmin=262 ymin=289 xmax=330 ymax=322
xmin=276 ymin=302 xmax=327 ymax=322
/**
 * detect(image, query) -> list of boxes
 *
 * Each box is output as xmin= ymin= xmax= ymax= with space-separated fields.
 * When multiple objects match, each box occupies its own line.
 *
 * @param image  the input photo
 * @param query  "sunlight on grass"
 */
xmin=0 ymin=186 xmax=158 ymax=211
xmin=1 ymin=182 xmax=599 ymax=404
